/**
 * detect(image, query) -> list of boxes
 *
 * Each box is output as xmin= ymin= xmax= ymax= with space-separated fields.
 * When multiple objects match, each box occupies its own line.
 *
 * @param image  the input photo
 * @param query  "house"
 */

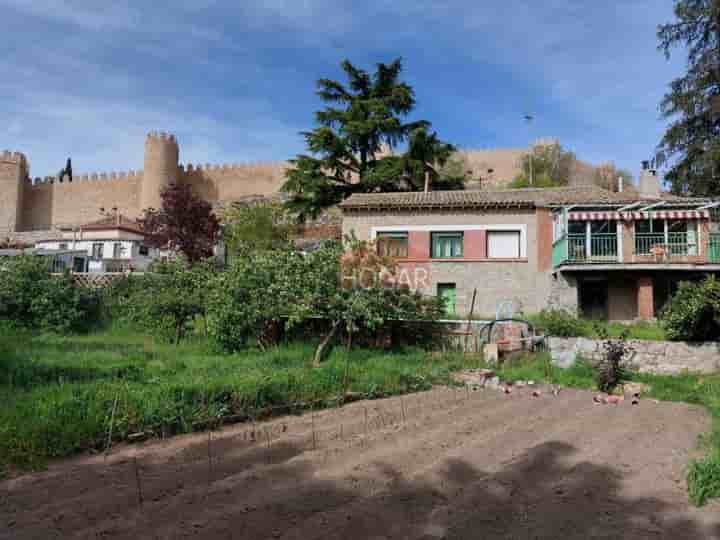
xmin=0 ymin=248 xmax=89 ymax=273
xmin=34 ymin=215 xmax=160 ymax=273
xmin=339 ymin=166 xmax=720 ymax=321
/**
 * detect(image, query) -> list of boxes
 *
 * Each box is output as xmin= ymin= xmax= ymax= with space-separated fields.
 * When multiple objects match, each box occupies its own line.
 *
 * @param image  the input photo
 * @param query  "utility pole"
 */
xmin=524 ymin=114 xmax=534 ymax=186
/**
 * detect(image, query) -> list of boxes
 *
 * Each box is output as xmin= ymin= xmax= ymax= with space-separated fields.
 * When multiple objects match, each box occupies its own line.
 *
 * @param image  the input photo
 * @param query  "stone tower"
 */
xmin=142 ymin=131 xmax=179 ymax=211
xmin=0 ymin=150 xmax=28 ymax=233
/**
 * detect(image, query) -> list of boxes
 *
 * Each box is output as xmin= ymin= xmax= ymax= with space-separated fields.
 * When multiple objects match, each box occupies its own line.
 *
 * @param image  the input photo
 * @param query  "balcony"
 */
xmin=552 ymin=232 xmax=720 ymax=267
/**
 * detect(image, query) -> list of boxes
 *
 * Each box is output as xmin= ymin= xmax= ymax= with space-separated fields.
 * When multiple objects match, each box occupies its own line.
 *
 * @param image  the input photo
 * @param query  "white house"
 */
xmin=35 ymin=215 xmax=161 ymax=273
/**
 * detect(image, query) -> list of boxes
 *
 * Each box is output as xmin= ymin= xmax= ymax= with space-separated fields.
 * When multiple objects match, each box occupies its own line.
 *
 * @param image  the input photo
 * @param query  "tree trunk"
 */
xmin=313 ymin=321 xmax=340 ymax=367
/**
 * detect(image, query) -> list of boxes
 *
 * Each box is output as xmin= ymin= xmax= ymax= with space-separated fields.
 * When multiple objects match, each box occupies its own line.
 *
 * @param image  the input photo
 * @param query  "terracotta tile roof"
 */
xmin=339 ymin=187 xmax=713 ymax=210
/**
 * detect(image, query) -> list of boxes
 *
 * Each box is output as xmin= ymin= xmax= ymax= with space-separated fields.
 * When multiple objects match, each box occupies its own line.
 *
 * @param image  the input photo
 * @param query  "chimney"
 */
xmin=638 ymin=161 xmax=661 ymax=197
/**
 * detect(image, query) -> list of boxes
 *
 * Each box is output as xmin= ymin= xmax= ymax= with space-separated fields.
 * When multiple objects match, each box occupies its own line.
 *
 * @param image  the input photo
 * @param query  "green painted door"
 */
xmin=437 ymin=284 xmax=457 ymax=315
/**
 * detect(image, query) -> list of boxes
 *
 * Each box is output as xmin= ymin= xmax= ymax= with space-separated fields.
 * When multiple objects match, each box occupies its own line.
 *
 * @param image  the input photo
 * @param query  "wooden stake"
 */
xmin=104 ymin=393 xmax=119 ymax=460
xmin=311 ymin=404 xmax=317 ymax=451
xmin=465 ymin=288 xmax=477 ymax=352
xmin=363 ymin=407 xmax=368 ymax=444
xmin=133 ymin=456 xmax=143 ymax=508
xmin=207 ymin=427 xmax=212 ymax=486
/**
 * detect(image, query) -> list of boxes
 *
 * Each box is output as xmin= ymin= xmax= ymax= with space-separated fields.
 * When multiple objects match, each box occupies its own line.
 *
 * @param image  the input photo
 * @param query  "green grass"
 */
xmin=0 ymin=325 xmax=476 ymax=474
xmin=495 ymin=354 xmax=720 ymax=506
xmin=526 ymin=312 xmax=668 ymax=341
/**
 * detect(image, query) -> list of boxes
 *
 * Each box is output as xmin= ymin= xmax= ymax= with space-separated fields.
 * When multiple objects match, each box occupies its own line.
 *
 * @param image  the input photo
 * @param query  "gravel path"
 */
xmin=2 ymin=385 xmax=719 ymax=539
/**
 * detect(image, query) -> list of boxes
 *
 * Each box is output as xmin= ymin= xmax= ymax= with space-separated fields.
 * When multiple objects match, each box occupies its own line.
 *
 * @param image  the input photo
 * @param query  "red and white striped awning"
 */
xmin=568 ymin=210 xmax=710 ymax=221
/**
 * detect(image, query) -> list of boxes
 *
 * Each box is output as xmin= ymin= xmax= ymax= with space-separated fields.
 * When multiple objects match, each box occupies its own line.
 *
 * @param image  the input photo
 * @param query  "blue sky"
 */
xmin=1 ymin=1 xmax=683 ymax=180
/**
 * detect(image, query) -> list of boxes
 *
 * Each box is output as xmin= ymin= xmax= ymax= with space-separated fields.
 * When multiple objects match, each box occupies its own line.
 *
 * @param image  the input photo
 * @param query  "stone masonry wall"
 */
xmin=548 ymin=336 xmax=720 ymax=375
xmin=343 ymin=208 xmax=551 ymax=317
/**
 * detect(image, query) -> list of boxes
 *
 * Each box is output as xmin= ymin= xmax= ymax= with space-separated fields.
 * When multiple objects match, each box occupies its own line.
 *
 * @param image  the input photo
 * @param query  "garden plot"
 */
xmin=2 ymin=385 xmax=719 ymax=540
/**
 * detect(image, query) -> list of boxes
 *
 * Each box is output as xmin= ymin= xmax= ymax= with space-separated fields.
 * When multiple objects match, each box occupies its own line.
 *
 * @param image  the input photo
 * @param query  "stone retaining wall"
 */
xmin=547 ymin=336 xmax=720 ymax=375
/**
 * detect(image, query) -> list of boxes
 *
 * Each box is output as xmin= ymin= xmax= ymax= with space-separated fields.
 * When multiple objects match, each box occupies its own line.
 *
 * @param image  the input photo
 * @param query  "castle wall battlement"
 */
xmin=2 ymin=132 xmax=602 ymax=234
xmin=30 ymin=169 xmax=144 ymax=185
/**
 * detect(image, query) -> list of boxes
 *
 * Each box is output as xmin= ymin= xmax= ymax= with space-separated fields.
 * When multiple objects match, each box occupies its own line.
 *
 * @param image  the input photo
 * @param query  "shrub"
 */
xmin=594 ymin=326 xmax=632 ymax=393
xmin=530 ymin=309 xmax=589 ymax=337
xmin=0 ymin=255 xmax=99 ymax=332
xmin=661 ymin=276 xmax=720 ymax=341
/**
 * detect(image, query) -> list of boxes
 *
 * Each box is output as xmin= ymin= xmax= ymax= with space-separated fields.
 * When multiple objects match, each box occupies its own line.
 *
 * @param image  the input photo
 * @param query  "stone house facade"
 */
xmin=340 ymin=173 xmax=720 ymax=320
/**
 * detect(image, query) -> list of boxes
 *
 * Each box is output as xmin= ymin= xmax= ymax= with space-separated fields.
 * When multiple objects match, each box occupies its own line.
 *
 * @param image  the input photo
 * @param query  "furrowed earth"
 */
xmin=2 ymin=385 xmax=719 ymax=539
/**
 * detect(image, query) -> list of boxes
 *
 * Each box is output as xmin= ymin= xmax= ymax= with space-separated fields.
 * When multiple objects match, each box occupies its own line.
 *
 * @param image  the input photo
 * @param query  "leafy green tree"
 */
xmin=221 ymin=200 xmax=294 ymax=258
xmin=508 ymin=142 xmax=576 ymax=188
xmin=657 ymin=0 xmax=720 ymax=195
xmin=106 ymin=260 xmax=214 ymax=343
xmin=283 ymin=59 xmax=460 ymax=220
xmin=205 ymin=239 xmax=443 ymax=356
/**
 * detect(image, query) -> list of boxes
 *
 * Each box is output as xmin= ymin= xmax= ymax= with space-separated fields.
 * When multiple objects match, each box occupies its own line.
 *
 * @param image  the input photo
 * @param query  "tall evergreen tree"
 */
xmin=657 ymin=0 xmax=720 ymax=195
xmin=282 ymin=59 xmax=461 ymax=220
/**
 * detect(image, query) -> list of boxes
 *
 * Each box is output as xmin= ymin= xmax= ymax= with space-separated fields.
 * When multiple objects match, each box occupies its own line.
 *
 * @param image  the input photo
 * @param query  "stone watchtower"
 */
xmin=0 ymin=150 xmax=28 ymax=233
xmin=142 ymin=132 xmax=179 ymax=211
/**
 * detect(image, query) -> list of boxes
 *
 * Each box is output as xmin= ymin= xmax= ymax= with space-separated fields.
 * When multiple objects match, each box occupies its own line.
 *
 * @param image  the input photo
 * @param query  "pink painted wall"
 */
xmin=408 ymin=231 xmax=430 ymax=258
xmin=463 ymin=230 xmax=487 ymax=258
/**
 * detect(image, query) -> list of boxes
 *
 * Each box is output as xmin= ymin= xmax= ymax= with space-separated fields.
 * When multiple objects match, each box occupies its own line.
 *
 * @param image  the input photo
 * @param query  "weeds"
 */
xmin=0 ymin=326 xmax=473 ymax=473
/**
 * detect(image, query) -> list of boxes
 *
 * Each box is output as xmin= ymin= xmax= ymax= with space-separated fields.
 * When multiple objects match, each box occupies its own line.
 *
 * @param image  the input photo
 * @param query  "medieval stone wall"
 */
xmin=1 ymin=132 xmax=604 ymax=234
xmin=21 ymin=173 xmax=143 ymax=231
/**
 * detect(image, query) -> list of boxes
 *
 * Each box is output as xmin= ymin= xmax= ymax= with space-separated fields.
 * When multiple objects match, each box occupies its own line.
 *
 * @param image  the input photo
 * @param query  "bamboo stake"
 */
xmin=311 ymin=403 xmax=317 ymax=451
xmin=104 ymin=393 xmax=119 ymax=461
xmin=133 ymin=456 xmax=143 ymax=508
xmin=465 ymin=288 xmax=477 ymax=352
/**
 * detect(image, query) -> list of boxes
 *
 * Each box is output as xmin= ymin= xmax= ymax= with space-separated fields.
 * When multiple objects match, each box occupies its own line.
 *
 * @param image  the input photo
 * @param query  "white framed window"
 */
xmin=487 ymin=231 xmax=521 ymax=258
xmin=91 ymin=243 xmax=104 ymax=259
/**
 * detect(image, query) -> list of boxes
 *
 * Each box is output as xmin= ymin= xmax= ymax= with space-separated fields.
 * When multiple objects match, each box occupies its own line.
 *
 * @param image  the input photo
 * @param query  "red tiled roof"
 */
xmin=339 ymin=187 xmax=713 ymax=210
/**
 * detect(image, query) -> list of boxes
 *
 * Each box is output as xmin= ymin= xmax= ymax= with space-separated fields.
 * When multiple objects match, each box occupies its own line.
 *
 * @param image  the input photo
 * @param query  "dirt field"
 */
xmin=2 ymin=385 xmax=720 ymax=540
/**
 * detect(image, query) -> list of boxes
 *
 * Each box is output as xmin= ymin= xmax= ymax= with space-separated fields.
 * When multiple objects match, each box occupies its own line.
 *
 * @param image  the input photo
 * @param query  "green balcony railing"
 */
xmin=634 ymin=232 xmax=697 ymax=257
xmin=590 ymin=234 xmax=618 ymax=261
xmin=565 ymin=233 xmax=618 ymax=263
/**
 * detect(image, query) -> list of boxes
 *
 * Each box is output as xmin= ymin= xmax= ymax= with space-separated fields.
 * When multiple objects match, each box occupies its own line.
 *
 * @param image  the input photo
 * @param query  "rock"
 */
xmin=623 ymin=382 xmax=650 ymax=396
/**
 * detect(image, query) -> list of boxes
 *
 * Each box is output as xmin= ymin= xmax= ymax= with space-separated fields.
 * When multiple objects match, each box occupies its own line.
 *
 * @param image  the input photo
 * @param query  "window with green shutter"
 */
xmin=431 ymin=232 xmax=463 ymax=258
xmin=376 ymin=232 xmax=409 ymax=258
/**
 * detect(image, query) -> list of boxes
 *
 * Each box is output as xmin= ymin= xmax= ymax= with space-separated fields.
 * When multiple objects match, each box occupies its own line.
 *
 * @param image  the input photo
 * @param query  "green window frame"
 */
xmin=376 ymin=232 xmax=409 ymax=258
xmin=431 ymin=232 xmax=464 ymax=258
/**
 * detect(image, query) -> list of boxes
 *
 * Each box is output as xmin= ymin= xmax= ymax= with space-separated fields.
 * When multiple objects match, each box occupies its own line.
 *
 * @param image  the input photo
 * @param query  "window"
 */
xmin=139 ymin=245 xmax=150 ymax=256
xmin=487 ymin=231 xmax=521 ymax=258
xmin=437 ymin=283 xmax=457 ymax=315
xmin=376 ymin=232 xmax=408 ymax=258
xmin=113 ymin=242 xmax=123 ymax=258
xmin=72 ymin=257 xmax=86 ymax=273
xmin=58 ymin=243 xmax=68 ymax=250
xmin=91 ymin=243 xmax=104 ymax=259
xmin=51 ymin=257 xmax=66 ymax=273
xmin=431 ymin=232 xmax=463 ymax=258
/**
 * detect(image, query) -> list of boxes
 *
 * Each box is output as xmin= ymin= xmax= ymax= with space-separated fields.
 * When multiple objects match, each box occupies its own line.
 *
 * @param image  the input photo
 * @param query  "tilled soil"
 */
xmin=2 ymin=385 xmax=719 ymax=539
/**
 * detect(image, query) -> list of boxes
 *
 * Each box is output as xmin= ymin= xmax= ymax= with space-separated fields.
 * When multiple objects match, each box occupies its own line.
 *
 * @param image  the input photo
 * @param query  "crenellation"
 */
xmin=4 ymin=131 xmax=590 ymax=234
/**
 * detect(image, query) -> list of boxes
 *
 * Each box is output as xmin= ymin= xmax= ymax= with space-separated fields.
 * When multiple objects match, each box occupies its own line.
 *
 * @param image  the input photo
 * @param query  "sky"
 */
xmin=1 ymin=0 xmax=685 ymax=181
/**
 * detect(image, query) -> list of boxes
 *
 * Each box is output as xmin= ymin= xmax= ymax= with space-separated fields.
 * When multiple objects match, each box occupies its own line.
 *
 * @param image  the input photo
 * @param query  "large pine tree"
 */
xmin=657 ymin=0 xmax=720 ymax=195
xmin=282 ymin=59 xmax=462 ymax=220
